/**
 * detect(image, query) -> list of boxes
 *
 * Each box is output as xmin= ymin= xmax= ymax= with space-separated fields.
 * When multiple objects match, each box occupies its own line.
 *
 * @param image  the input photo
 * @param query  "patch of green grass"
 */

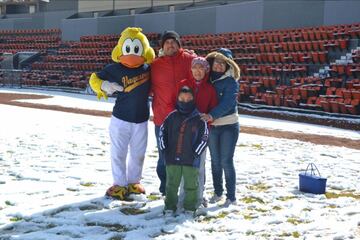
xmin=246 ymin=182 xmax=271 ymax=192
xmin=147 ymin=194 xmax=161 ymax=201
xmin=326 ymin=204 xmax=338 ymax=209
xmin=87 ymin=223 xmax=130 ymax=232
xmin=205 ymin=228 xmax=216 ymax=233
xmin=5 ymin=201 xmax=15 ymax=206
xmin=246 ymin=230 xmax=255 ymax=235
xmin=279 ymin=232 xmax=291 ymax=237
xmin=276 ymin=231 xmax=302 ymax=238
xmin=217 ymin=212 xmax=228 ymax=218
xmin=66 ymin=187 xmax=79 ymax=192
xmin=277 ymin=196 xmax=297 ymax=201
xmin=287 ymin=217 xmax=310 ymax=225
xmin=248 ymin=206 xmax=268 ymax=213
xmin=254 ymin=208 xmax=268 ymax=213
xmin=293 ymin=231 xmax=300 ymax=238
xmin=272 ymin=206 xmax=282 ymax=211
xmin=120 ymin=207 xmax=148 ymax=215
xmin=108 ymin=236 xmax=123 ymax=240
xmin=241 ymin=196 xmax=265 ymax=204
xmin=243 ymin=213 xmax=257 ymax=220
xmin=10 ymin=216 xmax=22 ymax=222
xmin=46 ymin=223 xmax=57 ymax=229
xmin=80 ymin=182 xmax=95 ymax=187
xmin=287 ymin=217 xmax=302 ymax=225
xmin=237 ymin=144 xmax=248 ymax=147
xmin=302 ymin=208 xmax=312 ymax=212
xmin=200 ymin=212 xmax=229 ymax=222
xmin=325 ymin=191 xmax=360 ymax=200
xmin=261 ymin=233 xmax=271 ymax=237
xmin=251 ymin=144 xmax=263 ymax=150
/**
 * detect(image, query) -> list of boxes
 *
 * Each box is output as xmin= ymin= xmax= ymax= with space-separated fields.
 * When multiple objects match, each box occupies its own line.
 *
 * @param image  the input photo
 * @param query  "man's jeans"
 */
xmin=155 ymin=125 xmax=166 ymax=195
xmin=208 ymin=122 xmax=239 ymax=201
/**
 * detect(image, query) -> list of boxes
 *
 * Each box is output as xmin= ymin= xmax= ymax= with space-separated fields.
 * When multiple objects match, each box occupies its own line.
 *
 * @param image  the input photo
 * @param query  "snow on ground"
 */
xmin=0 ymin=89 xmax=360 ymax=240
xmin=1 ymin=88 xmax=359 ymax=140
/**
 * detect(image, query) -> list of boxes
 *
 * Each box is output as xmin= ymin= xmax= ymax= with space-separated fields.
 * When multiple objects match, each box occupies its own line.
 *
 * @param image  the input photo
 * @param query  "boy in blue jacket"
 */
xmin=159 ymin=86 xmax=209 ymax=215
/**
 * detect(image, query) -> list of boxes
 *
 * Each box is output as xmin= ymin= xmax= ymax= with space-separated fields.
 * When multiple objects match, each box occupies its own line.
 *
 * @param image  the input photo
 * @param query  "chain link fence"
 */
xmin=0 ymin=69 xmax=23 ymax=88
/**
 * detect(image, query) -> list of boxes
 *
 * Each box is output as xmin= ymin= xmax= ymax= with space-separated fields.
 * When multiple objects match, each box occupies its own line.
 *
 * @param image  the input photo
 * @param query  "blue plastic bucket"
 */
xmin=299 ymin=163 xmax=327 ymax=194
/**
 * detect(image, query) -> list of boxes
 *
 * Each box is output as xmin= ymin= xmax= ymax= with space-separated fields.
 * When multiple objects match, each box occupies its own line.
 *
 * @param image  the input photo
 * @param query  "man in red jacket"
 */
xmin=151 ymin=30 xmax=196 ymax=195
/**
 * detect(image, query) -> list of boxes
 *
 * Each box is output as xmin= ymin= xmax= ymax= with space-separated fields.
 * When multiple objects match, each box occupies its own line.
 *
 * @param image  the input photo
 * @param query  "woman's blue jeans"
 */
xmin=208 ymin=122 xmax=239 ymax=201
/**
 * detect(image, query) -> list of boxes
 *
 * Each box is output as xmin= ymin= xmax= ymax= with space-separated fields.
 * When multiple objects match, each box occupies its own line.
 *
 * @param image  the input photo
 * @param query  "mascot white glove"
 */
xmin=101 ymin=81 xmax=124 ymax=95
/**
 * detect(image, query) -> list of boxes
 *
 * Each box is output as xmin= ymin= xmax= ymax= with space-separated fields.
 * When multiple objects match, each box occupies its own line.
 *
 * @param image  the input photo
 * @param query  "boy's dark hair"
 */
xmin=179 ymin=86 xmax=194 ymax=96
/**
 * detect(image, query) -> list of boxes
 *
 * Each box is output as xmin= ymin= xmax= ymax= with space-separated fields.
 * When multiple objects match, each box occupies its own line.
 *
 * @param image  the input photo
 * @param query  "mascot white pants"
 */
xmin=109 ymin=116 xmax=148 ymax=187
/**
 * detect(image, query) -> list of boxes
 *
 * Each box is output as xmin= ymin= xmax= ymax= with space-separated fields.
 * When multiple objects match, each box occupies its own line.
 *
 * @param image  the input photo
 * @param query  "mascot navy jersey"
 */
xmin=96 ymin=63 xmax=150 ymax=123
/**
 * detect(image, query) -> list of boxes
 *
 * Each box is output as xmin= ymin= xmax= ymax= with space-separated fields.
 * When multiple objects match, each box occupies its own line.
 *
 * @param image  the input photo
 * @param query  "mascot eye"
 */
xmin=121 ymin=38 xmax=143 ymax=56
xmin=132 ymin=39 xmax=143 ymax=56
xmin=122 ymin=39 xmax=133 ymax=55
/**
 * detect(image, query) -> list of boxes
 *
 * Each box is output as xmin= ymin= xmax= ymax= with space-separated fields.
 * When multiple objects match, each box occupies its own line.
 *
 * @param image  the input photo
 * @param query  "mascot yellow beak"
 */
xmin=112 ymin=27 xmax=155 ymax=68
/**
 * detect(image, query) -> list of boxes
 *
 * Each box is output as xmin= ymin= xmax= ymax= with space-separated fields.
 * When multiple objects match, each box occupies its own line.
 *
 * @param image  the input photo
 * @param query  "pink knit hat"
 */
xmin=191 ymin=57 xmax=210 ymax=72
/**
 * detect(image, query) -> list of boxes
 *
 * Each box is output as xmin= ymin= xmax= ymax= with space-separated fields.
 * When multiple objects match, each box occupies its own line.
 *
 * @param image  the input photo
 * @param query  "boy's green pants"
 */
xmin=165 ymin=165 xmax=199 ymax=211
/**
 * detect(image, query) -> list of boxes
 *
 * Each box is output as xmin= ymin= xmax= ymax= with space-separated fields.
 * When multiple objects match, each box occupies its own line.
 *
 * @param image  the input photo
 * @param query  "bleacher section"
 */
xmin=0 ymin=24 xmax=359 ymax=115
xmin=181 ymin=24 xmax=360 ymax=115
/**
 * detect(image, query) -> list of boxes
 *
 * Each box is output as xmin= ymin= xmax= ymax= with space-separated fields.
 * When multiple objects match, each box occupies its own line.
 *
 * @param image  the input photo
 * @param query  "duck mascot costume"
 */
xmin=89 ymin=27 xmax=155 ymax=200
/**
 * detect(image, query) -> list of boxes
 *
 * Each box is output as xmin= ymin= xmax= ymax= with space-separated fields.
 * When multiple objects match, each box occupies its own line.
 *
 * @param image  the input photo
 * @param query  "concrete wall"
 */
xmin=40 ymin=0 xmax=78 ymax=12
xmin=43 ymin=10 xmax=75 ymax=29
xmin=324 ymin=0 xmax=360 ymax=25
xmin=0 ymin=19 xmax=14 ymax=30
xmin=0 ymin=14 xmax=43 ymax=29
xmin=61 ymin=17 xmax=97 ymax=41
xmin=216 ymin=1 xmax=263 ymax=33
xmin=0 ymin=11 xmax=74 ymax=30
xmin=135 ymin=12 xmax=175 ymax=34
xmin=2 ymin=0 xmax=360 ymax=41
xmin=78 ymin=0 xmax=204 ymax=13
xmin=13 ymin=17 xmax=42 ymax=30
xmin=175 ymin=7 xmax=216 ymax=35
xmin=97 ymin=15 xmax=135 ymax=35
xmin=262 ymin=0 xmax=324 ymax=30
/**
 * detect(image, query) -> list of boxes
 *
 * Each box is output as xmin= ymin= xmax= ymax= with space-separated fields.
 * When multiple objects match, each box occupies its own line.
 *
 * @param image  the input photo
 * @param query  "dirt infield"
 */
xmin=0 ymin=92 xmax=111 ymax=117
xmin=1 ymin=92 xmax=359 ymax=150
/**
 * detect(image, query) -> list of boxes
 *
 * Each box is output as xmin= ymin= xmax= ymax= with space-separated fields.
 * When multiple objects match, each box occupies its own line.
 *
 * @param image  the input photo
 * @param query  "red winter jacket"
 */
xmin=151 ymin=49 xmax=195 ymax=126
xmin=177 ymin=73 xmax=218 ymax=114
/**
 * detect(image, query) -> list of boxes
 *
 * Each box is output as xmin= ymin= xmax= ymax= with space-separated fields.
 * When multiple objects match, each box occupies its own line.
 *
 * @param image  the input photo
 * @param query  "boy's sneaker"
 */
xmin=163 ymin=209 xmax=175 ymax=217
xmin=183 ymin=210 xmax=196 ymax=218
xmin=221 ymin=199 xmax=236 ymax=208
xmin=201 ymin=197 xmax=208 ymax=208
xmin=105 ymin=185 xmax=128 ymax=200
xmin=209 ymin=194 xmax=223 ymax=204
xmin=128 ymin=183 xmax=145 ymax=194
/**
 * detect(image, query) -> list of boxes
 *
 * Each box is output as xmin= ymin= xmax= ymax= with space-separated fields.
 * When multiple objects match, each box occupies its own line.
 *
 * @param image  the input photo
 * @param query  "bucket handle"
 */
xmin=304 ymin=163 xmax=321 ymax=177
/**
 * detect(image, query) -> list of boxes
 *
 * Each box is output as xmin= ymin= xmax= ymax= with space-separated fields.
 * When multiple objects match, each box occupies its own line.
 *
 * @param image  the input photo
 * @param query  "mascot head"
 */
xmin=111 ymin=27 xmax=155 ymax=68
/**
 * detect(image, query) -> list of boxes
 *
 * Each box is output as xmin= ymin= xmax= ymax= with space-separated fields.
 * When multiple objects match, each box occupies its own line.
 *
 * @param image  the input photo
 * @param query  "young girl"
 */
xmin=159 ymin=86 xmax=209 ymax=215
